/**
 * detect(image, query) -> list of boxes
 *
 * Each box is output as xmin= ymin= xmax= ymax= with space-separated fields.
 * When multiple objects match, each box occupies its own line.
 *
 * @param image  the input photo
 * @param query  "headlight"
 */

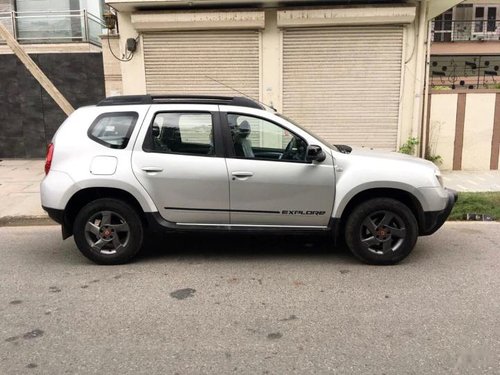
xmin=435 ymin=173 xmax=444 ymax=188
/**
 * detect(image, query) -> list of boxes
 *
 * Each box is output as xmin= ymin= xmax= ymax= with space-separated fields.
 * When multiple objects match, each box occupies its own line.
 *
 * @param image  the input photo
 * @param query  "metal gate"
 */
xmin=282 ymin=26 xmax=404 ymax=150
xmin=143 ymin=30 xmax=260 ymax=98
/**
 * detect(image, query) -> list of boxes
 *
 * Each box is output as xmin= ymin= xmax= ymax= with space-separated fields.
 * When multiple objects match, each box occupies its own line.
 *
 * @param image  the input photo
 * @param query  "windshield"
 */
xmin=276 ymin=113 xmax=338 ymax=151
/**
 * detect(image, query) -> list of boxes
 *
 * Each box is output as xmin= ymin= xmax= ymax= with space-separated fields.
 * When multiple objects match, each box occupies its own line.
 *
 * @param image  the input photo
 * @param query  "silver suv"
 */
xmin=41 ymin=95 xmax=457 ymax=265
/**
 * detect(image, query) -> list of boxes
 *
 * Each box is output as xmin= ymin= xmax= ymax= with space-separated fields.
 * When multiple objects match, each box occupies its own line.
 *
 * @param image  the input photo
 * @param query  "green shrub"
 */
xmin=399 ymin=137 xmax=419 ymax=155
xmin=449 ymin=192 xmax=500 ymax=221
xmin=425 ymin=148 xmax=443 ymax=166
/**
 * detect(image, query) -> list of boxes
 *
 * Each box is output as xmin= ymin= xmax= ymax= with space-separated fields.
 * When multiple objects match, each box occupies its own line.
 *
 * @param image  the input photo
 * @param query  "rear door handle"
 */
xmin=231 ymin=171 xmax=254 ymax=179
xmin=141 ymin=167 xmax=163 ymax=173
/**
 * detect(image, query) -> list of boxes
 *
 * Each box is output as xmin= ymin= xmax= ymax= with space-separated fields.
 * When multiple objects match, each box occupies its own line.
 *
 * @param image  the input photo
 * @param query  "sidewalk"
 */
xmin=442 ymin=171 xmax=500 ymax=192
xmin=0 ymin=159 xmax=47 ymax=225
xmin=0 ymin=159 xmax=499 ymax=225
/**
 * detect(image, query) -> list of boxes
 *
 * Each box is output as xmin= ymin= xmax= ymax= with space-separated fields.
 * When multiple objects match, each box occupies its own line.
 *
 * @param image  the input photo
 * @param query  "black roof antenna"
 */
xmin=205 ymin=76 xmax=277 ymax=112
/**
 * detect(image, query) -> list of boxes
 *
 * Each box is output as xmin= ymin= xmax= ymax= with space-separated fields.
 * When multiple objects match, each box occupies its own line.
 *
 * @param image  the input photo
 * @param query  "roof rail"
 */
xmin=97 ymin=95 xmax=153 ymax=106
xmin=96 ymin=95 xmax=264 ymax=110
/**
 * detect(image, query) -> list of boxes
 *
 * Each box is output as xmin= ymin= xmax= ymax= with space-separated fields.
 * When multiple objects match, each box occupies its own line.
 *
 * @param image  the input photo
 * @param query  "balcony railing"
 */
xmin=0 ymin=10 xmax=105 ymax=47
xmin=430 ymin=55 xmax=500 ymax=90
xmin=432 ymin=19 xmax=500 ymax=42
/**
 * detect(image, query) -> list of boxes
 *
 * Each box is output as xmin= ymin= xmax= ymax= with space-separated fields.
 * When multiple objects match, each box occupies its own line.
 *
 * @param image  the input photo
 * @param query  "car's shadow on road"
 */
xmin=135 ymin=232 xmax=358 ymax=264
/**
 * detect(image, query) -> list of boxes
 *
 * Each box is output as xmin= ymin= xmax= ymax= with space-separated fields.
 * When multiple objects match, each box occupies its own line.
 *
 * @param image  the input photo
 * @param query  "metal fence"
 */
xmin=432 ymin=19 xmax=500 ymax=42
xmin=430 ymin=55 xmax=500 ymax=90
xmin=0 ymin=10 xmax=105 ymax=46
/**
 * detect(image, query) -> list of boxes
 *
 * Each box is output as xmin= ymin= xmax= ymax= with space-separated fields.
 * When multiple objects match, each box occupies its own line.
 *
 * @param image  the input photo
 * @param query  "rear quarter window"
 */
xmin=88 ymin=112 xmax=138 ymax=149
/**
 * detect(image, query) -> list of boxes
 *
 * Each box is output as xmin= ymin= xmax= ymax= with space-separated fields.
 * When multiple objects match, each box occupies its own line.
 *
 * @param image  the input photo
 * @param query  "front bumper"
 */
xmin=420 ymin=188 xmax=458 ymax=236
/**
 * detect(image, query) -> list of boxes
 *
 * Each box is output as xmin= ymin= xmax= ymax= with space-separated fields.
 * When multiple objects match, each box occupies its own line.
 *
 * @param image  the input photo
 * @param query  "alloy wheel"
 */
xmin=84 ymin=211 xmax=130 ymax=255
xmin=360 ymin=210 xmax=407 ymax=256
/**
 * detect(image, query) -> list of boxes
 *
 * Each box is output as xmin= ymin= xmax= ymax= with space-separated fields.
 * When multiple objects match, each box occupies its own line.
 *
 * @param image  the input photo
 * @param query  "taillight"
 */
xmin=45 ymin=143 xmax=54 ymax=175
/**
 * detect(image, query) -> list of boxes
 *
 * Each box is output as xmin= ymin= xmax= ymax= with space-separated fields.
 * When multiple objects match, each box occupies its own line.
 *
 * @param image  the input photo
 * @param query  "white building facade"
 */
xmin=103 ymin=0 xmax=460 ymax=151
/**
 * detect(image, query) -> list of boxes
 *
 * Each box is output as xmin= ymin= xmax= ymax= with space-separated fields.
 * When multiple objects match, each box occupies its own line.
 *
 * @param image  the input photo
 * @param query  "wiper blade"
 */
xmin=334 ymin=144 xmax=352 ymax=154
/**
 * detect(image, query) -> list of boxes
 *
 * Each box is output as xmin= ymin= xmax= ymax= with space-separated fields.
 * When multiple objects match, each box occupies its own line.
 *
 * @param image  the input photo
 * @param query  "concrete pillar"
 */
xmin=117 ymin=12 xmax=146 ymax=94
xmin=261 ymin=10 xmax=281 ymax=111
xmin=399 ymin=0 xmax=429 ymax=152
xmin=100 ymin=33 xmax=123 ymax=97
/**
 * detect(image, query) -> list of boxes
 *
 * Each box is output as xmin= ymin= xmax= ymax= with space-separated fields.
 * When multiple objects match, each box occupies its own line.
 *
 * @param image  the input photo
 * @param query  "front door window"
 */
xmin=227 ymin=114 xmax=308 ymax=162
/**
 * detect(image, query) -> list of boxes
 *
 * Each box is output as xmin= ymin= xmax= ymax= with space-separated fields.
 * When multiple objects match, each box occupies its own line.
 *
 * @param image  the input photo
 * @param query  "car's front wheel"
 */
xmin=73 ymin=199 xmax=144 ymax=265
xmin=345 ymin=198 xmax=418 ymax=265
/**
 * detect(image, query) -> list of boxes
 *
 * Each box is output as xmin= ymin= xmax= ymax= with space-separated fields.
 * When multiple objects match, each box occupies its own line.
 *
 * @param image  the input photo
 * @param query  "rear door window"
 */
xmin=145 ymin=112 xmax=215 ymax=156
xmin=88 ymin=112 xmax=138 ymax=149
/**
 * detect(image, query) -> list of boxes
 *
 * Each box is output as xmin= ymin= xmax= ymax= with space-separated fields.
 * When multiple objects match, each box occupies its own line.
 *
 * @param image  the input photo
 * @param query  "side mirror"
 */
xmin=306 ymin=145 xmax=326 ymax=162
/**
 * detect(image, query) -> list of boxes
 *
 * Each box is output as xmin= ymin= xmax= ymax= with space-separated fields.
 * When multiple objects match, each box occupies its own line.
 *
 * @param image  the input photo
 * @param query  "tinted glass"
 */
xmin=150 ymin=112 xmax=214 ymax=156
xmin=88 ymin=112 xmax=138 ymax=149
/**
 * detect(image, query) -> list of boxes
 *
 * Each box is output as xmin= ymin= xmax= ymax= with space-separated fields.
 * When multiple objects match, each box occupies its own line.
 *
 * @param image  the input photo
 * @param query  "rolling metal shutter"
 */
xmin=143 ymin=30 xmax=260 ymax=98
xmin=283 ymin=26 xmax=404 ymax=150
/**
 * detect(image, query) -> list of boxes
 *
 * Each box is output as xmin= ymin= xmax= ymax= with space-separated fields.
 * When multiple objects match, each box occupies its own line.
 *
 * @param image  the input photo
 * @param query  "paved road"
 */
xmin=1 ymin=223 xmax=499 ymax=375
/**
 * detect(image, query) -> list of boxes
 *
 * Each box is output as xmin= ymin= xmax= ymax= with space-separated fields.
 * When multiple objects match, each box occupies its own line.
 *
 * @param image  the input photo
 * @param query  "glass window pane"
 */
xmin=487 ymin=8 xmax=497 ymax=32
xmin=89 ymin=113 xmax=137 ymax=149
xmin=227 ymin=114 xmax=307 ymax=161
xmin=150 ymin=112 xmax=214 ymax=156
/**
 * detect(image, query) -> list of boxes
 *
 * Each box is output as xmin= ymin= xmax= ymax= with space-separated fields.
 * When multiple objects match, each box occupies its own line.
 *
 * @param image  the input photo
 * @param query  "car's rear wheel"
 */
xmin=345 ymin=198 xmax=418 ymax=265
xmin=73 ymin=199 xmax=143 ymax=265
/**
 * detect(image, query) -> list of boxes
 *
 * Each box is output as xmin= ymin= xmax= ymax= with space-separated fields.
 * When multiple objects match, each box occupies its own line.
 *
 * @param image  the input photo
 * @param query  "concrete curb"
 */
xmin=0 ymin=215 xmax=56 ymax=227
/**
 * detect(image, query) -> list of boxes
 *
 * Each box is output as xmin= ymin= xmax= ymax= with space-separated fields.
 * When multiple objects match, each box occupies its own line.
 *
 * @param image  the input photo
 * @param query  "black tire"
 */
xmin=73 ymin=198 xmax=144 ymax=265
xmin=345 ymin=198 xmax=418 ymax=265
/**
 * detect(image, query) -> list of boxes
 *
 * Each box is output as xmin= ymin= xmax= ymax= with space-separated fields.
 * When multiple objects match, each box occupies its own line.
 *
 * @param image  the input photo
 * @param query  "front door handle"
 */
xmin=231 ymin=171 xmax=254 ymax=180
xmin=141 ymin=166 xmax=163 ymax=173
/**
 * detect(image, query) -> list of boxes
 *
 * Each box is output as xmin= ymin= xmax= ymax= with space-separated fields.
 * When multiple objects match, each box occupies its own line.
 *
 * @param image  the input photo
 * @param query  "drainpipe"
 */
xmin=420 ymin=19 xmax=433 ymax=158
xmin=10 ymin=11 xmax=16 ymax=39
xmin=411 ymin=0 xmax=429 ymax=157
